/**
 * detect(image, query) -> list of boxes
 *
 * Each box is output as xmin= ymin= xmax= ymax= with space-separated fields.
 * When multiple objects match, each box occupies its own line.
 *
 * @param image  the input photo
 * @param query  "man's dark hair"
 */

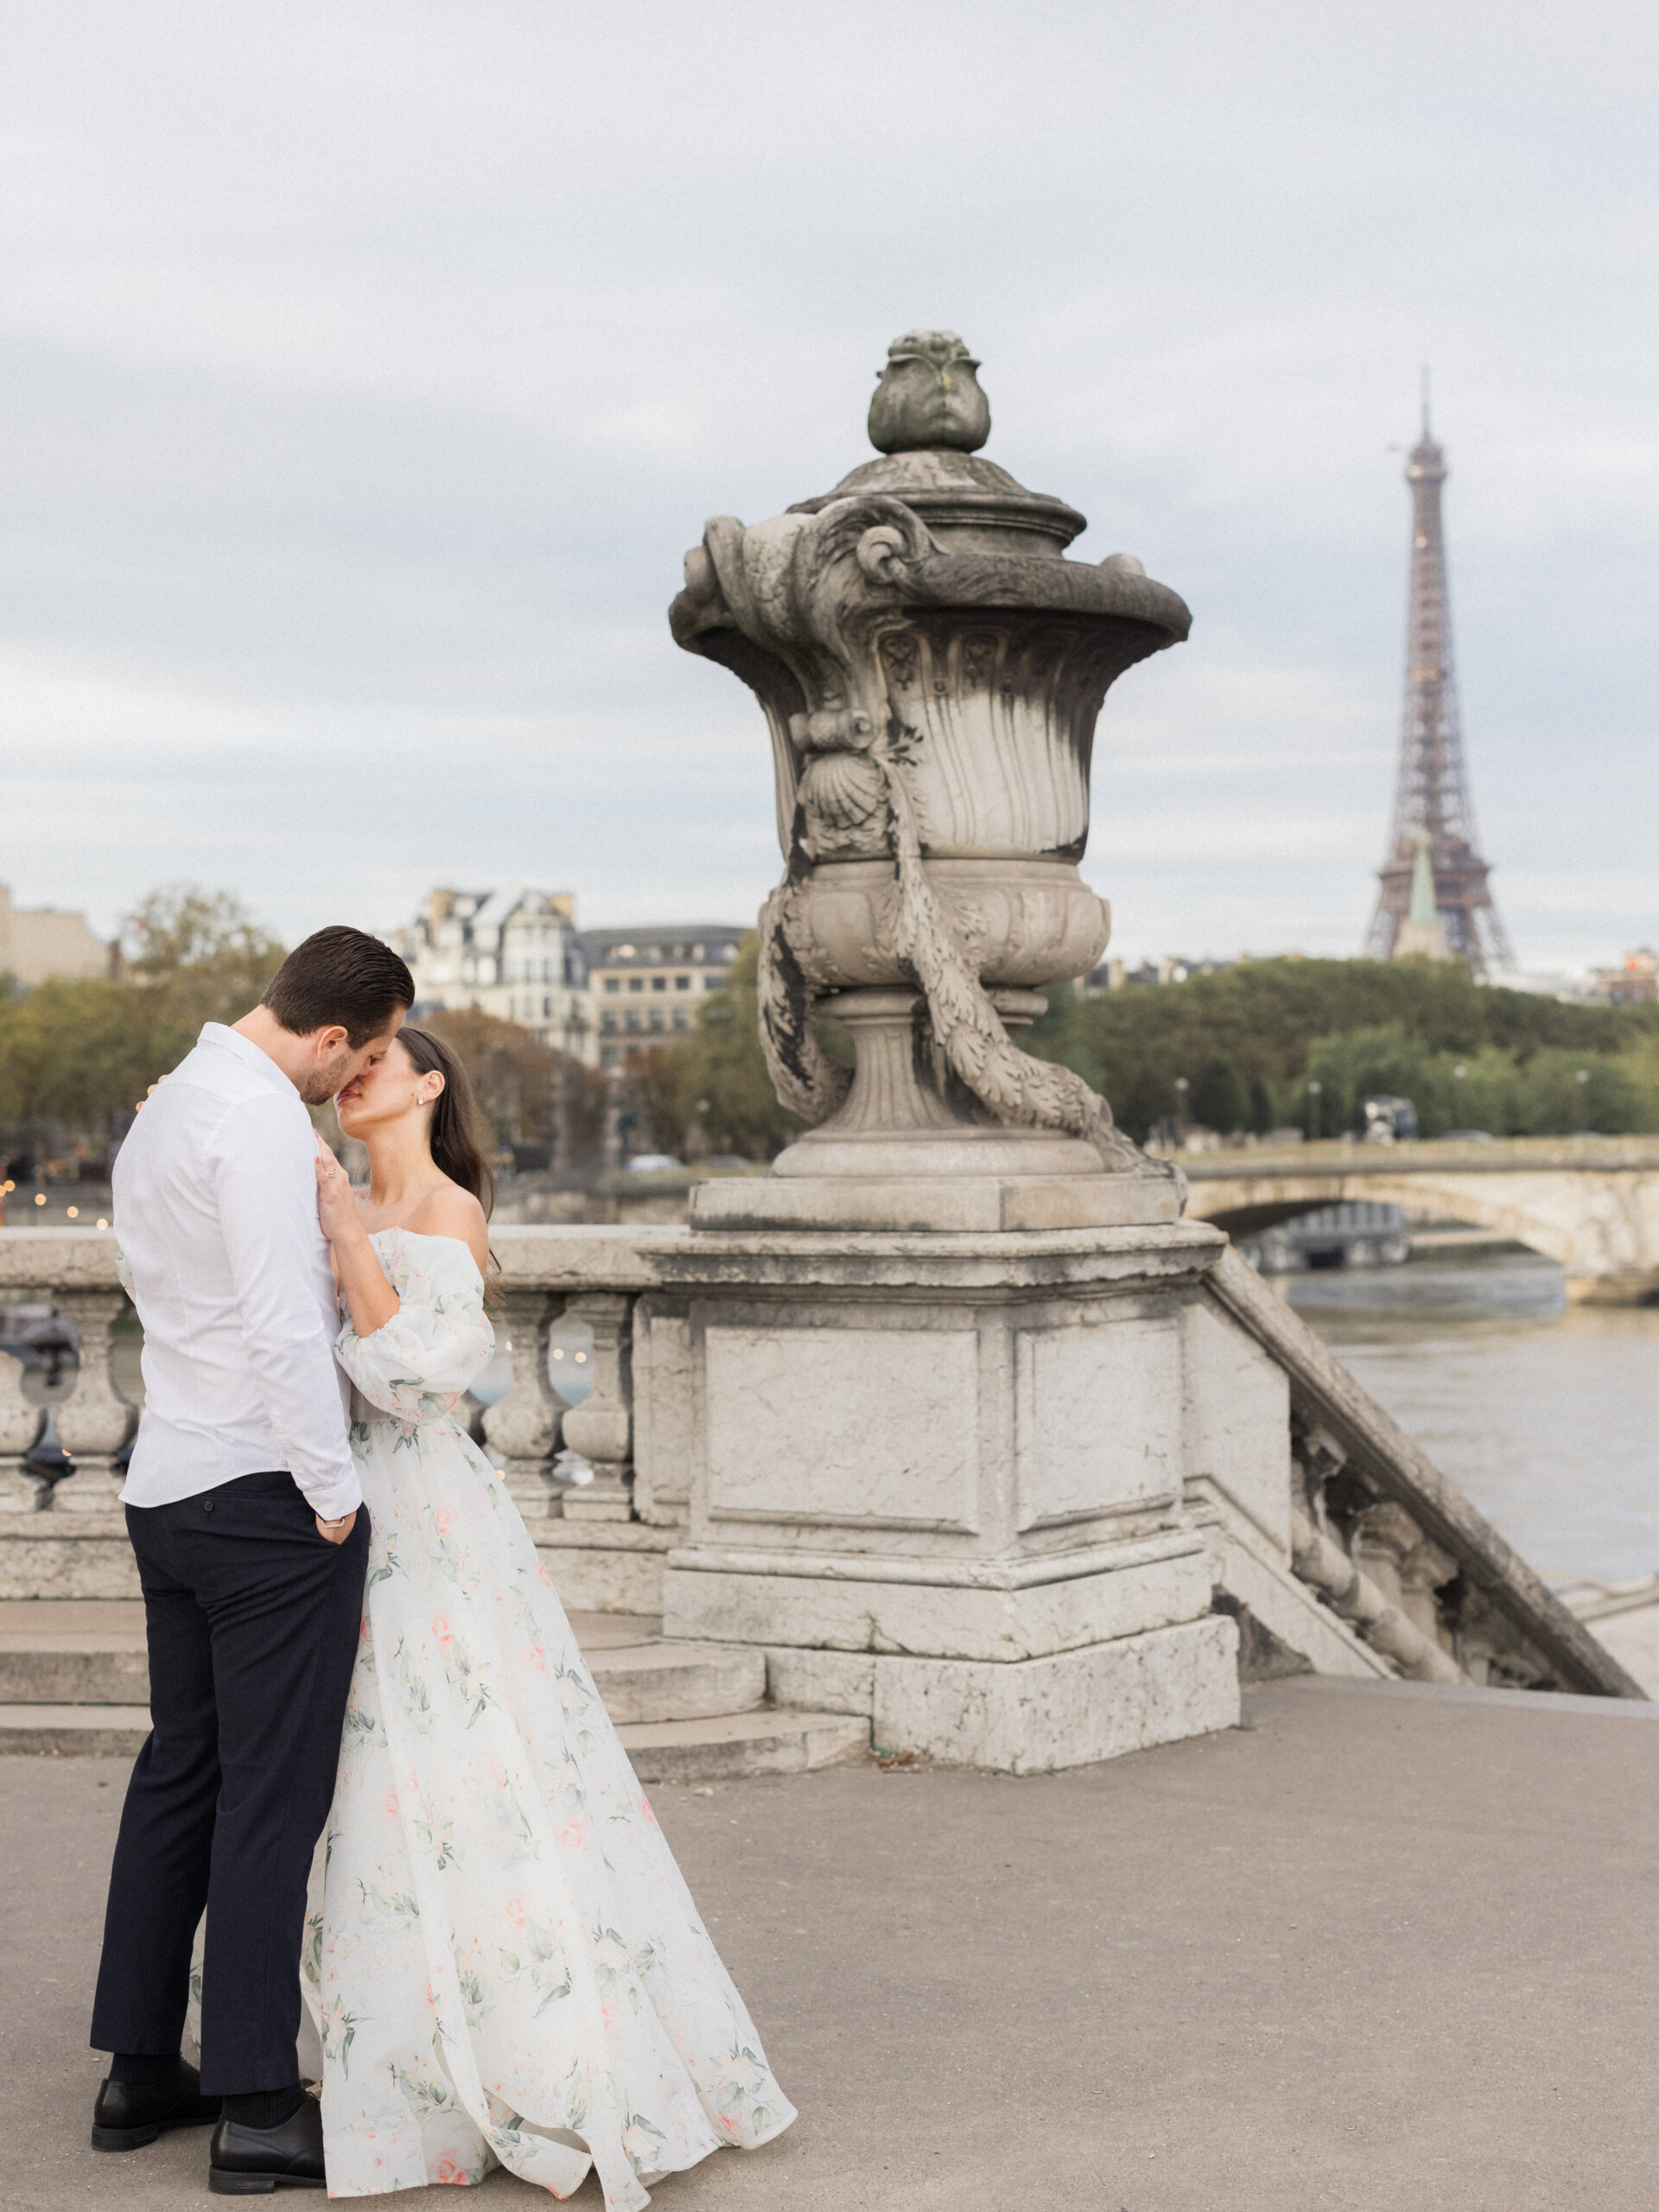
xmin=261 ymin=926 xmax=415 ymax=1048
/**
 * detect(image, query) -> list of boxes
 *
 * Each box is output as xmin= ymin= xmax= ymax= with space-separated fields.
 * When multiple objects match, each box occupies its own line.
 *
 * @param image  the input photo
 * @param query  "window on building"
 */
xmin=627 ymin=977 xmax=643 ymax=994
xmin=601 ymin=1044 xmax=620 ymax=1066
xmin=648 ymin=1009 xmax=664 ymax=1031
xmin=601 ymin=1013 xmax=617 ymax=1033
xmin=625 ymin=1011 xmax=641 ymax=1033
xmin=543 ymin=995 xmax=551 ymax=1017
xmin=672 ymin=1009 xmax=689 ymax=1030
xmin=651 ymin=976 xmax=666 ymax=993
xmin=603 ymin=977 xmax=620 ymax=994
xmin=674 ymin=975 xmax=690 ymax=991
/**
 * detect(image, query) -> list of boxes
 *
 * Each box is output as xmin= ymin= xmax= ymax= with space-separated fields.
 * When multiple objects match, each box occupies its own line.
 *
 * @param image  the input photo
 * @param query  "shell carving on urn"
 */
xmin=670 ymin=332 xmax=1192 ymax=1191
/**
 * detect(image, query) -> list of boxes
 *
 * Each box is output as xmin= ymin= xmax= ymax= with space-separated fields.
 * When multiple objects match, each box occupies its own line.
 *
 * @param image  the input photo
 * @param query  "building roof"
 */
xmin=582 ymin=925 xmax=747 ymax=963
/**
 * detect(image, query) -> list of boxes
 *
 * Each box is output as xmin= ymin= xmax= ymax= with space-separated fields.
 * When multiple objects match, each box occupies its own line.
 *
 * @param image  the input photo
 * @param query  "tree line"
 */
xmin=0 ymin=888 xmax=607 ymax=1180
xmin=642 ymin=945 xmax=1659 ymax=1154
xmin=1020 ymin=957 xmax=1659 ymax=1141
xmin=6 ymin=892 xmax=1656 ymax=1178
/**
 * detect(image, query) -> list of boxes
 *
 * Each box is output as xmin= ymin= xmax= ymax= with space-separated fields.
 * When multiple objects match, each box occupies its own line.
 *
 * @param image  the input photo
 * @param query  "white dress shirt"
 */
xmin=114 ymin=1023 xmax=361 ymax=1521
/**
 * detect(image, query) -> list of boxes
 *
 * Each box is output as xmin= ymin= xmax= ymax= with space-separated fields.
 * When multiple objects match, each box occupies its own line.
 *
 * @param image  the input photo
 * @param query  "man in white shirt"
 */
xmin=89 ymin=925 xmax=414 ymax=2195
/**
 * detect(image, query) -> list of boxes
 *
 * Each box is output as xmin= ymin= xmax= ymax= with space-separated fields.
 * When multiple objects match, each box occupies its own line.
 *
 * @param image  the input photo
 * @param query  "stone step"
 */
xmin=0 ymin=1601 xmax=870 ymax=1777
xmin=0 ymin=1705 xmax=152 ymax=1757
xmin=0 ymin=1702 xmax=873 ymax=1776
xmin=0 ymin=1633 xmax=148 ymax=1707
xmin=0 ymin=1605 xmax=766 ymax=1723
xmin=617 ymin=1708 xmax=871 ymax=1782
xmin=588 ymin=1640 xmax=768 ymax=1724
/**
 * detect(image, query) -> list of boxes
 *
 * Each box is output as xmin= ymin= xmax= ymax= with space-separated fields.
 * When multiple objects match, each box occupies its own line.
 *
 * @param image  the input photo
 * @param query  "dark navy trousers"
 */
xmin=90 ymin=1471 xmax=369 ymax=2094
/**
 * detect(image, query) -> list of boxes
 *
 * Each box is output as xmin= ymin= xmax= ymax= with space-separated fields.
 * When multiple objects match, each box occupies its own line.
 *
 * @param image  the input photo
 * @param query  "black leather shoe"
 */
xmin=91 ymin=2058 xmax=220 ymax=2152
xmin=208 ymin=2096 xmax=327 ymax=2194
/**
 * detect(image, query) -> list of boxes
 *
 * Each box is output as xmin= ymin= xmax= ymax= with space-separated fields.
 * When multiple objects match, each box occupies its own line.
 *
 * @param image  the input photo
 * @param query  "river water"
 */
xmin=1286 ymin=1252 xmax=1659 ymax=1586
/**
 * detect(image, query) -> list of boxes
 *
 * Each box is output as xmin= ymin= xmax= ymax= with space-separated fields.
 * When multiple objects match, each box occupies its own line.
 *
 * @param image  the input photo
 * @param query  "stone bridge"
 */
xmin=1178 ymin=1136 xmax=1659 ymax=1303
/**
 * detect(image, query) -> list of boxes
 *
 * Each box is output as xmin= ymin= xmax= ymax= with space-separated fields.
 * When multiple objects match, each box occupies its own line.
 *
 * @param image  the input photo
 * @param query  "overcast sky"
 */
xmin=2 ymin=2 xmax=1654 ymax=972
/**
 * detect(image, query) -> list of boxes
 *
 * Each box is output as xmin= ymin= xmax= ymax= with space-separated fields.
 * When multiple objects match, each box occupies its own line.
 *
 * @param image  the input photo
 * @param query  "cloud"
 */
xmin=0 ymin=0 xmax=1654 ymax=972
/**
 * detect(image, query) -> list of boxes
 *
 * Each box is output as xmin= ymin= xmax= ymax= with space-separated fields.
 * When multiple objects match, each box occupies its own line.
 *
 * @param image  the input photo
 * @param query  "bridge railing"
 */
xmin=1203 ymin=1246 xmax=1641 ymax=1697
xmin=1 ymin=1225 xmax=1643 ymax=1700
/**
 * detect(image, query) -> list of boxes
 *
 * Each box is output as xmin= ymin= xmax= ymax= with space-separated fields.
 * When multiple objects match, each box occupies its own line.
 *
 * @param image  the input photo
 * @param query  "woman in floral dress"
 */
xmin=305 ymin=1028 xmax=794 ymax=2207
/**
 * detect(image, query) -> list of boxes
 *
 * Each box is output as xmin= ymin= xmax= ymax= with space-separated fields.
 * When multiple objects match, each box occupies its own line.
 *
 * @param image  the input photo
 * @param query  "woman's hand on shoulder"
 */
xmin=411 ymin=1182 xmax=491 ymax=1279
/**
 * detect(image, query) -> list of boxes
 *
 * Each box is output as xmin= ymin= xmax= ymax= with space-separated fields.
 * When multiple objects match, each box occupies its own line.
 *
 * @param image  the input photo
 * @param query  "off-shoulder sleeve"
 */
xmin=334 ymin=1233 xmax=494 ymax=1426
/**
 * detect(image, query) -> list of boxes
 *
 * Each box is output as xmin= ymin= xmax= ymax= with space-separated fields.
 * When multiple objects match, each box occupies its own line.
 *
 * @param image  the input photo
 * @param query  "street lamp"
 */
xmin=1306 ymin=1077 xmax=1322 ymax=1141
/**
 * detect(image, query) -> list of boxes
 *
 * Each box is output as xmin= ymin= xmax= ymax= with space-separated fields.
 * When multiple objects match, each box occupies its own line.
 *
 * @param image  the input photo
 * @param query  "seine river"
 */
xmin=1286 ymin=1252 xmax=1659 ymax=1586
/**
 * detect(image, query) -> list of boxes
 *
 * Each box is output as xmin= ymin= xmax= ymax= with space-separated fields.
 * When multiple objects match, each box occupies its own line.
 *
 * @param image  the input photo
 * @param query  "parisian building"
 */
xmin=0 ymin=884 xmax=111 ymax=985
xmin=391 ymin=887 xmax=597 ymax=1063
xmin=582 ymin=925 xmax=746 ymax=1066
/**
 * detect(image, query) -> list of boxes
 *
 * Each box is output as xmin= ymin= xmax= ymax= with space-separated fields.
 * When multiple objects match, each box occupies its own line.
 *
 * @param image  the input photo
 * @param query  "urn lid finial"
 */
xmin=788 ymin=326 xmax=1086 ymax=556
xmin=868 ymin=330 xmax=991 ymax=454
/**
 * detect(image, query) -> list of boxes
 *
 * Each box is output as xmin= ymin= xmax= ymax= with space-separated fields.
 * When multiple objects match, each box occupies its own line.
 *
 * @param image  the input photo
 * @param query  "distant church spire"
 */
xmin=1363 ymin=387 xmax=1514 ymax=976
xmin=1394 ymin=833 xmax=1452 ymax=960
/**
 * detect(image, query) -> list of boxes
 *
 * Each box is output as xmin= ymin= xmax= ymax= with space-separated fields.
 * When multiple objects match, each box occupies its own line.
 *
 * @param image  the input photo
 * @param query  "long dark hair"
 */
xmin=397 ymin=1027 xmax=496 ymax=1221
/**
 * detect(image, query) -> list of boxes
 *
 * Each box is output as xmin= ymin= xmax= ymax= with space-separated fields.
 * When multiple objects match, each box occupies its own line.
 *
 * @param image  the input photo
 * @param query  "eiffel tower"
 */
xmin=1363 ymin=382 xmax=1514 ymax=976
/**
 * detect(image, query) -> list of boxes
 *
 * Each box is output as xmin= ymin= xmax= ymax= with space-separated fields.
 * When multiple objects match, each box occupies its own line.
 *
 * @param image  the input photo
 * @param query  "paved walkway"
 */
xmin=6 ymin=1675 xmax=1657 ymax=2212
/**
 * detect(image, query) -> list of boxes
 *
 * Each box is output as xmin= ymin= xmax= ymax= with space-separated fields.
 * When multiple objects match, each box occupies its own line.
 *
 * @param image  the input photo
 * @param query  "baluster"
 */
xmin=0 ymin=1349 xmax=47 ymax=1511
xmin=53 ymin=1287 xmax=140 ymax=1512
xmin=482 ymin=1287 xmax=563 ymax=1522
xmin=558 ymin=1293 xmax=633 ymax=1522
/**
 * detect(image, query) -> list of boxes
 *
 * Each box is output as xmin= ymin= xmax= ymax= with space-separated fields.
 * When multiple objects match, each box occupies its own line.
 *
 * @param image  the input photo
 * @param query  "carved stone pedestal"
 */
xmin=690 ymin=1169 xmax=1182 ymax=1236
xmin=689 ymin=988 xmax=1181 ymax=1234
xmin=652 ymin=1223 xmax=1240 ymax=1771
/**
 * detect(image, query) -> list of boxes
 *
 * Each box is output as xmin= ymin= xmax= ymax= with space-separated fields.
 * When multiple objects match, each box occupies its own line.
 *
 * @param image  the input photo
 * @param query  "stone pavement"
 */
xmin=6 ymin=1674 xmax=1657 ymax=2212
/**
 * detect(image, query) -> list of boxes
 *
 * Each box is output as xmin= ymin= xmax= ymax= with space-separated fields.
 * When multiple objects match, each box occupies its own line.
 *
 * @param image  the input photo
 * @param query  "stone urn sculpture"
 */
xmin=671 ymin=330 xmax=1192 ymax=1231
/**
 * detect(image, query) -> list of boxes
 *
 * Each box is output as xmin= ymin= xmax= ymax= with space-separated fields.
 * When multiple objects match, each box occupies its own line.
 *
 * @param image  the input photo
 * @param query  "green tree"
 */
xmin=122 ymin=885 xmax=286 ymax=1035
xmin=0 ymin=887 xmax=285 ymax=1159
xmin=419 ymin=1007 xmax=604 ymax=1166
xmin=1023 ymin=957 xmax=1658 ymax=1142
xmin=1248 ymin=1071 xmax=1274 ymax=1136
xmin=0 ymin=976 xmax=165 ymax=1135
xmin=1192 ymin=1055 xmax=1246 ymax=1134
xmin=1510 ymin=1048 xmax=1645 ymax=1136
xmin=646 ymin=935 xmax=804 ymax=1160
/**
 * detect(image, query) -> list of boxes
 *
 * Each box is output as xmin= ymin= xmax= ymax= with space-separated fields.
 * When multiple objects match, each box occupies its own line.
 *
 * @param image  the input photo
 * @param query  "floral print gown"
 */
xmin=305 ymin=1230 xmax=795 ymax=2205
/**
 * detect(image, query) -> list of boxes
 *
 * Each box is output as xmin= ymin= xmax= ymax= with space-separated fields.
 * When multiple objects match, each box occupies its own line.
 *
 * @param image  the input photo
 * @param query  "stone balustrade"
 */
xmin=0 ymin=1225 xmax=1640 ymax=1713
xmin=1200 ymin=1247 xmax=1639 ymax=1695
xmin=0 ymin=1226 xmax=673 ymax=1611
xmin=0 ymin=1328 xmax=46 ymax=1512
